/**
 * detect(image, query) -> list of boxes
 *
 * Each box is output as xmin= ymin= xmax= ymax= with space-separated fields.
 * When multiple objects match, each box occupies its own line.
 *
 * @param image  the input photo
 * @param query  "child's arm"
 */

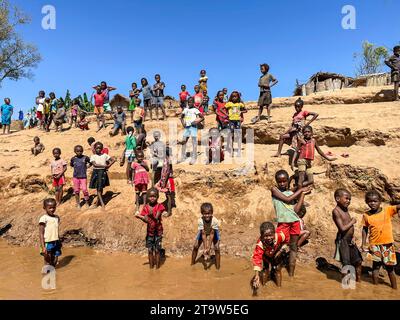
xmin=120 ymin=146 xmax=126 ymax=166
xmin=332 ymin=208 xmax=357 ymax=233
xmin=293 ymin=191 xmax=307 ymax=214
xmin=361 ymin=226 xmax=369 ymax=251
xmin=304 ymin=112 xmax=319 ymax=127
xmin=106 ymin=157 xmax=117 ymax=169
xmin=39 ymin=223 xmax=47 ymax=254
xmin=135 ymin=213 xmax=148 ymax=223
xmin=384 ymin=56 xmax=395 ymax=70
xmin=140 ymin=160 xmax=150 ymax=172
xmin=180 ymin=113 xmax=186 ymax=127
xmin=197 ymin=113 xmax=205 ymax=123
xmin=270 ymin=77 xmax=279 ymax=88
xmin=107 ymin=86 xmax=117 ymax=91
xmin=251 ymin=244 xmax=264 ymax=289
xmin=271 ymin=186 xmax=311 ymax=204
xmin=315 ymin=141 xmax=337 ymax=161
xmin=56 ymin=164 xmax=68 ymax=179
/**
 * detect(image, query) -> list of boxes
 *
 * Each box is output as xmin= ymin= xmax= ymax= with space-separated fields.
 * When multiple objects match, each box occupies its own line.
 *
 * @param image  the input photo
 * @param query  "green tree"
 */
xmin=0 ymin=0 xmax=41 ymax=86
xmin=354 ymin=41 xmax=389 ymax=76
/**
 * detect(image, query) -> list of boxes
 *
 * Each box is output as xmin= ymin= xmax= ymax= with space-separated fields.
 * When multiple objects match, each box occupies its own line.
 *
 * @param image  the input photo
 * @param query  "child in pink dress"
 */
xmin=131 ymin=149 xmax=150 ymax=214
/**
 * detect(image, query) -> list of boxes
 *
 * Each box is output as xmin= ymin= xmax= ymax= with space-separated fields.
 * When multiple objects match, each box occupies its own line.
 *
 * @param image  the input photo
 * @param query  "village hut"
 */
xmin=294 ymin=72 xmax=354 ymax=96
xmin=110 ymin=94 xmax=130 ymax=112
xmin=351 ymin=72 xmax=391 ymax=87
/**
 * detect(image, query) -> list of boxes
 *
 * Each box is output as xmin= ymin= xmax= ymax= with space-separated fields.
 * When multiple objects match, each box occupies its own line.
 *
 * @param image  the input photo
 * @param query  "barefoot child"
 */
xmin=199 ymin=69 xmax=208 ymax=92
xmin=251 ymin=222 xmax=289 ymax=291
xmin=53 ymin=101 xmax=66 ymax=133
xmin=1 ymin=98 xmax=13 ymax=135
xmin=385 ymin=46 xmax=400 ymax=101
xmin=271 ymin=170 xmax=311 ymax=277
xmin=332 ymin=189 xmax=362 ymax=282
xmin=39 ymin=198 xmax=61 ymax=267
xmin=179 ymin=84 xmax=190 ymax=110
xmin=89 ymin=142 xmax=116 ymax=209
xmin=191 ymin=203 xmax=221 ymax=269
xmin=140 ymin=78 xmax=153 ymax=122
xmin=120 ymin=126 xmax=137 ymax=184
xmin=202 ymin=89 xmax=210 ymax=114
xmin=193 ymin=85 xmax=204 ymax=114
xmin=70 ymin=99 xmax=79 ymax=128
xmin=93 ymin=86 xmax=107 ymax=130
xmin=51 ymin=148 xmax=67 ymax=205
xmin=155 ymin=147 xmax=176 ymax=209
xmin=78 ymin=113 xmax=89 ymax=131
xmin=225 ymin=91 xmax=247 ymax=156
xmin=31 ymin=136 xmax=45 ymax=156
xmin=293 ymin=126 xmax=336 ymax=187
xmin=213 ymin=90 xmax=229 ymax=131
xmin=362 ymin=190 xmax=400 ymax=289
xmin=152 ymin=74 xmax=167 ymax=121
xmin=70 ymin=145 xmax=92 ymax=209
xmin=110 ymin=106 xmax=126 ymax=136
xmin=135 ymin=188 xmax=171 ymax=269
xmin=129 ymin=82 xmax=140 ymax=123
xmin=132 ymin=150 xmax=150 ymax=214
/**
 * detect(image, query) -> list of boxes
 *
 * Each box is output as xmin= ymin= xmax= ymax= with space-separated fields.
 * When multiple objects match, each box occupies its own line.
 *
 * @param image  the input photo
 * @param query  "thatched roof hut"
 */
xmin=294 ymin=72 xmax=354 ymax=96
xmin=110 ymin=94 xmax=130 ymax=111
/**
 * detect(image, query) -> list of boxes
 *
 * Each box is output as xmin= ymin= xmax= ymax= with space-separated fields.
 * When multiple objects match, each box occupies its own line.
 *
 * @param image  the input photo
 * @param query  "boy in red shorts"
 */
xmin=51 ymin=148 xmax=67 ymax=205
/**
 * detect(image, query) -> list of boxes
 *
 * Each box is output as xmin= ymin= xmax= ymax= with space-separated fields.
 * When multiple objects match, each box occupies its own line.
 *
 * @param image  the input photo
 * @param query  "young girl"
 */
xmin=78 ymin=113 xmax=89 ymax=130
xmin=274 ymin=98 xmax=319 ymax=158
xmin=35 ymin=90 xmax=45 ymax=129
xmin=48 ymin=92 xmax=57 ymax=132
xmin=362 ymin=190 xmax=400 ymax=289
xmin=129 ymin=82 xmax=140 ymax=123
xmin=70 ymin=99 xmax=79 ymax=128
xmin=54 ymin=101 xmax=66 ymax=133
xmin=70 ymin=145 xmax=92 ymax=209
xmin=135 ymin=188 xmax=171 ymax=269
xmin=43 ymin=97 xmax=51 ymax=131
xmin=207 ymin=127 xmax=224 ymax=164
xmin=89 ymin=142 xmax=116 ymax=209
xmin=199 ymin=69 xmax=208 ymax=92
xmin=120 ymin=126 xmax=137 ymax=184
xmin=51 ymin=148 xmax=67 ymax=205
xmin=179 ymin=84 xmax=190 ymax=110
xmin=213 ymin=90 xmax=229 ymax=131
xmin=132 ymin=150 xmax=150 ymax=214
xmin=140 ymin=78 xmax=153 ymax=122
xmin=155 ymin=146 xmax=176 ymax=209
xmin=271 ymin=170 xmax=311 ymax=277
xmin=225 ymin=91 xmax=247 ymax=156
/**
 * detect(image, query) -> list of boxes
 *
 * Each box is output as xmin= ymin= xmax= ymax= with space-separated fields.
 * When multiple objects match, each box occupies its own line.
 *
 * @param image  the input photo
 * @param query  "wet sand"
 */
xmin=0 ymin=241 xmax=398 ymax=300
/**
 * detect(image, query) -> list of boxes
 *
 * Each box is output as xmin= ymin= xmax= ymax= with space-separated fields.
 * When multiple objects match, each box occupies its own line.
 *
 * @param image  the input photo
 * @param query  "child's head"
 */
xmin=96 ymin=86 xmax=102 ymax=94
xmin=229 ymin=91 xmax=240 ymax=103
xmin=49 ymin=92 xmax=55 ymax=99
xmin=365 ymin=190 xmax=382 ymax=213
xmin=117 ymin=106 xmax=123 ymax=113
xmin=80 ymin=113 xmax=86 ymax=119
xmin=45 ymin=97 xmax=50 ymax=103
xmin=126 ymin=126 xmax=134 ymax=136
xmin=135 ymin=149 xmax=145 ymax=162
xmin=223 ymin=88 xmax=228 ymax=94
xmin=155 ymin=74 xmax=161 ymax=82
xmin=275 ymin=170 xmax=289 ymax=191
xmin=216 ymin=90 xmax=224 ymax=101
xmin=200 ymin=69 xmax=206 ymax=77
xmin=260 ymin=63 xmax=270 ymax=74
xmin=147 ymin=187 xmax=159 ymax=205
xmin=43 ymin=198 xmax=57 ymax=215
xmin=33 ymin=136 xmax=40 ymax=144
xmin=52 ymin=147 xmax=61 ymax=159
xmin=87 ymin=137 xmax=95 ymax=146
xmin=39 ymin=90 xmax=45 ymax=98
xmin=194 ymin=85 xmax=200 ymax=93
xmin=209 ymin=127 xmax=219 ymax=138
xmin=153 ymin=130 xmax=161 ymax=141
xmin=294 ymin=98 xmax=304 ymax=112
xmin=4 ymin=97 xmax=10 ymax=104
xmin=100 ymin=81 xmax=107 ymax=90
xmin=131 ymin=82 xmax=137 ymax=89
xmin=203 ymin=89 xmax=208 ymax=96
xmin=302 ymin=126 xmax=313 ymax=139
xmin=74 ymin=145 xmax=84 ymax=157
xmin=181 ymin=84 xmax=186 ymax=91
xmin=334 ymin=189 xmax=351 ymax=209
xmin=187 ymin=97 xmax=195 ymax=108
xmin=259 ymin=222 xmax=275 ymax=246
xmin=141 ymin=78 xmax=148 ymax=86
xmin=200 ymin=203 xmax=213 ymax=222
xmin=393 ymin=45 xmax=400 ymax=55
xmin=57 ymin=100 xmax=64 ymax=108
xmin=94 ymin=142 xmax=103 ymax=155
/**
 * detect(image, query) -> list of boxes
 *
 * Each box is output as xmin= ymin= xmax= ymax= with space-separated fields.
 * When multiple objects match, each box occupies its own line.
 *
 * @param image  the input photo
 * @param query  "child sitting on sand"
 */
xmin=251 ymin=222 xmax=289 ymax=291
xmin=120 ymin=126 xmax=137 ymax=184
xmin=132 ymin=149 xmax=150 ymax=214
xmin=39 ymin=198 xmax=61 ymax=268
xmin=271 ymin=170 xmax=311 ymax=277
xmin=292 ymin=126 xmax=336 ymax=187
xmin=332 ymin=189 xmax=362 ymax=282
xmin=51 ymin=148 xmax=67 ymax=205
xmin=110 ymin=106 xmax=126 ymax=136
xmin=31 ymin=136 xmax=45 ymax=156
xmin=362 ymin=190 xmax=400 ymax=289
xmin=135 ymin=188 xmax=171 ymax=269
xmin=89 ymin=142 xmax=116 ymax=209
xmin=191 ymin=203 xmax=221 ymax=270
xmin=273 ymin=98 xmax=319 ymax=157
xmin=78 ymin=113 xmax=89 ymax=131
xmin=385 ymin=46 xmax=400 ymax=101
xmin=70 ymin=145 xmax=92 ymax=209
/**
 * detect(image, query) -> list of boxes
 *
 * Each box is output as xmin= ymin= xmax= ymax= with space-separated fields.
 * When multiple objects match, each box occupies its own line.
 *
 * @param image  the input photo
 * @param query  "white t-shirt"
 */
xmin=39 ymin=214 xmax=60 ymax=242
xmin=37 ymin=98 xmax=45 ymax=113
xmin=198 ymin=217 xmax=219 ymax=233
xmin=90 ymin=154 xmax=111 ymax=167
xmin=183 ymin=107 xmax=200 ymax=127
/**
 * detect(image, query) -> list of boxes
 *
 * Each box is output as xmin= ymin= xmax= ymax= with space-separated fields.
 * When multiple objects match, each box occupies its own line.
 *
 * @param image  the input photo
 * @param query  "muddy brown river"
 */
xmin=0 ymin=241 xmax=398 ymax=300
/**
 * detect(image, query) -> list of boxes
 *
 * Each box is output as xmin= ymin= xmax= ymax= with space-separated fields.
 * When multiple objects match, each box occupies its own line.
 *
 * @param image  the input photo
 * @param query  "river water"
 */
xmin=0 ymin=241 xmax=398 ymax=300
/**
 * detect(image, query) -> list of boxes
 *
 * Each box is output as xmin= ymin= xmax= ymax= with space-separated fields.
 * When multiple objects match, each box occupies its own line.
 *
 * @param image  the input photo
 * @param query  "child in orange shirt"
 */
xmin=362 ymin=190 xmax=400 ymax=289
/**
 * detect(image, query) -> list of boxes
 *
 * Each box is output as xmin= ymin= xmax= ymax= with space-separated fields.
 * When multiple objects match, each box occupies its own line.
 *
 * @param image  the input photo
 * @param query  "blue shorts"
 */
xmin=113 ymin=122 xmax=124 ymax=129
xmin=183 ymin=126 xmax=198 ymax=138
xmin=229 ymin=120 xmax=241 ymax=131
xmin=45 ymin=241 xmax=62 ymax=257
xmin=196 ymin=230 xmax=220 ymax=241
xmin=152 ymin=97 xmax=164 ymax=106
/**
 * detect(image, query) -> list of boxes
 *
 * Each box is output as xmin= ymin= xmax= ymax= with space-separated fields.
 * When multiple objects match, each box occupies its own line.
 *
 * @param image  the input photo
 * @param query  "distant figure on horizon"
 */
xmin=385 ymin=45 xmax=400 ymax=101
xmin=252 ymin=63 xmax=278 ymax=124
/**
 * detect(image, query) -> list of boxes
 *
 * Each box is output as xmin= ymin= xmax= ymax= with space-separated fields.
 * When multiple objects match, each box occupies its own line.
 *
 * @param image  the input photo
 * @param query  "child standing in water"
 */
xmin=89 ymin=142 xmax=116 ymax=209
xmin=271 ymin=170 xmax=311 ymax=277
xmin=132 ymin=149 xmax=150 ymax=214
xmin=191 ymin=203 xmax=221 ymax=270
xmin=51 ymin=148 xmax=67 ymax=205
xmin=385 ymin=46 xmax=400 ymax=101
xmin=39 ymin=198 xmax=61 ymax=267
xmin=362 ymin=190 xmax=400 ymax=289
xmin=70 ymin=145 xmax=92 ymax=209
xmin=332 ymin=189 xmax=362 ymax=282
xmin=120 ymin=126 xmax=137 ymax=184
xmin=251 ymin=222 xmax=289 ymax=291
xmin=31 ymin=136 xmax=45 ymax=156
xmin=135 ymin=188 xmax=171 ymax=269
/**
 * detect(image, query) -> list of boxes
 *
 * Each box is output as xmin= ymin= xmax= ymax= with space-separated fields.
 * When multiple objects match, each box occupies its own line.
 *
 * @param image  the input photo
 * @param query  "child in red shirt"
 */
xmin=93 ymin=86 xmax=107 ymax=131
xmin=179 ymin=84 xmax=190 ymax=110
xmin=251 ymin=222 xmax=289 ymax=292
xmin=135 ymin=188 xmax=171 ymax=269
xmin=131 ymin=150 xmax=150 ymax=214
xmin=193 ymin=85 xmax=204 ymax=114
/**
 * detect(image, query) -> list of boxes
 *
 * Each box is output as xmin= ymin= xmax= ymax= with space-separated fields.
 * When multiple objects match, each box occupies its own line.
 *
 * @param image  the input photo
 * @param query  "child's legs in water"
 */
xmin=213 ymin=237 xmax=221 ymax=270
xmin=297 ymin=229 xmax=310 ymax=247
xmin=148 ymin=248 xmax=155 ymax=269
xmin=385 ymin=265 xmax=397 ymax=289
xmin=191 ymin=236 xmax=203 ymax=265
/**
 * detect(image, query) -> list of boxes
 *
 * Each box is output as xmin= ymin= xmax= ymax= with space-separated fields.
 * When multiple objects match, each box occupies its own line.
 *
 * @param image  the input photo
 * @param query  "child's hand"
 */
xmin=351 ymin=218 xmax=357 ymax=225
xmin=252 ymin=275 xmax=261 ymax=289
xmin=301 ymin=186 xmax=313 ymax=194
xmin=134 ymin=211 xmax=140 ymax=217
xmin=362 ymin=246 xmax=369 ymax=253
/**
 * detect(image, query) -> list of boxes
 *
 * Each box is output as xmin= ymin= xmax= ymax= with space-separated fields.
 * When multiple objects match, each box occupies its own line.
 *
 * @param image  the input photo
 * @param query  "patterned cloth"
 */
xmin=367 ymin=244 xmax=397 ymax=266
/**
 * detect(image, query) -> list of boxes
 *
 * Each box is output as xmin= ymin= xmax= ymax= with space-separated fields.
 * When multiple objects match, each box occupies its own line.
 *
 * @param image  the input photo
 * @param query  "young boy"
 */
xmin=31 ymin=136 xmax=45 ymax=156
xmin=133 ymin=104 xmax=144 ymax=132
xmin=362 ymin=190 xmax=400 ymax=289
xmin=253 ymin=63 xmax=278 ymax=123
xmin=179 ymin=97 xmax=204 ymax=165
xmin=332 ymin=189 xmax=362 ymax=282
xmin=179 ymin=85 xmax=190 ymax=110
xmin=53 ymin=101 xmax=66 ymax=133
xmin=191 ymin=203 xmax=221 ymax=270
xmin=93 ymin=86 xmax=107 ymax=130
xmin=385 ymin=46 xmax=400 ymax=101
xmin=193 ymin=85 xmax=204 ymax=113
xmin=135 ymin=188 xmax=171 ymax=269
xmin=71 ymin=145 xmax=92 ymax=209
xmin=152 ymin=74 xmax=167 ymax=121
xmin=110 ymin=105 xmax=126 ymax=136
xmin=1 ymin=98 xmax=13 ymax=135
xmin=51 ymin=148 xmax=67 ymax=205
xmin=199 ymin=69 xmax=208 ymax=92
xmin=293 ymin=126 xmax=336 ymax=187
xmin=202 ymin=89 xmax=210 ymax=114
xmin=251 ymin=222 xmax=289 ymax=291
xmin=39 ymin=198 xmax=61 ymax=268
xmin=120 ymin=126 xmax=137 ymax=184
xmin=149 ymin=131 xmax=166 ymax=185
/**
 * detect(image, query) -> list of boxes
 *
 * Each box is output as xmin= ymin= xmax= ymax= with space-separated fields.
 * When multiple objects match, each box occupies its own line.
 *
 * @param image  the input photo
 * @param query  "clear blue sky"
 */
xmin=1 ymin=0 xmax=399 ymax=116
